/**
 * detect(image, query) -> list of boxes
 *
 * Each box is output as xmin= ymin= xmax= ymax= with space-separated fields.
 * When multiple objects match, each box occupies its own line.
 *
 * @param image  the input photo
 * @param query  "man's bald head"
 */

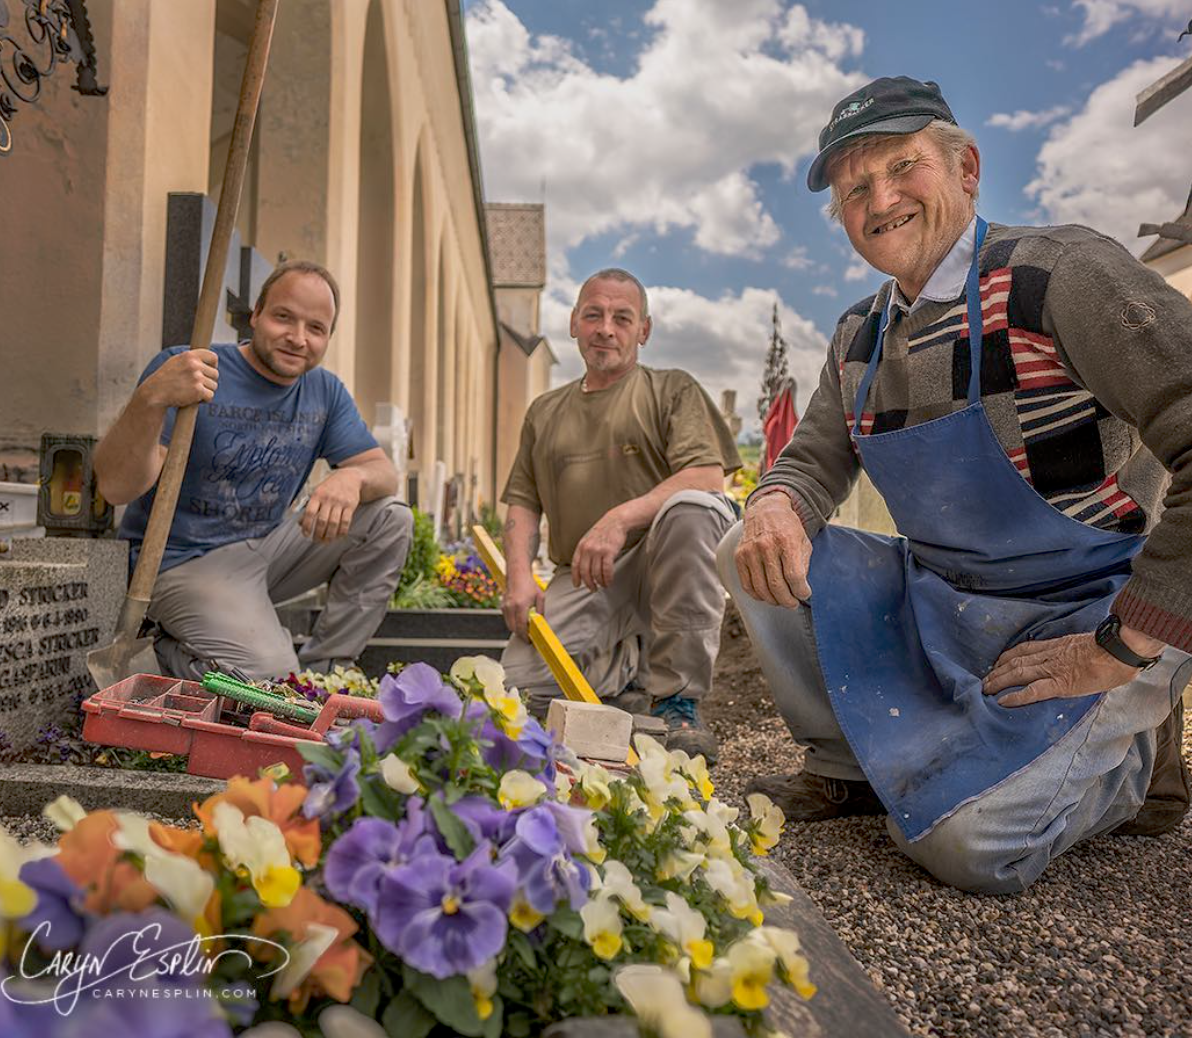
xmin=576 ymin=268 xmax=649 ymax=319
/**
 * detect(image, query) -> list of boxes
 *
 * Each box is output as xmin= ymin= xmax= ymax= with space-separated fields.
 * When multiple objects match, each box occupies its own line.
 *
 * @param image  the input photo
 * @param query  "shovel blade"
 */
xmin=87 ymin=634 xmax=160 ymax=690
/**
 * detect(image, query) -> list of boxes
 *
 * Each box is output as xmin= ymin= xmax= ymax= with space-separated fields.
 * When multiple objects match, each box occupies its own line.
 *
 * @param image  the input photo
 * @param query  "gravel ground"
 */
xmin=705 ymin=604 xmax=1192 ymax=1038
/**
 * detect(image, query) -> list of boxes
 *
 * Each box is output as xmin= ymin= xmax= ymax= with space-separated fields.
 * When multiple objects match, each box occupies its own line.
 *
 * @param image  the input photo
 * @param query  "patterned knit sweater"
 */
xmin=756 ymin=222 xmax=1192 ymax=652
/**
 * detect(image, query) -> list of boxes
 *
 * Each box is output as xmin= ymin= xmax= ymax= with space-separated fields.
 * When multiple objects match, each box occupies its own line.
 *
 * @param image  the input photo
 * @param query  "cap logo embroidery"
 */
xmin=829 ymin=97 xmax=874 ymax=131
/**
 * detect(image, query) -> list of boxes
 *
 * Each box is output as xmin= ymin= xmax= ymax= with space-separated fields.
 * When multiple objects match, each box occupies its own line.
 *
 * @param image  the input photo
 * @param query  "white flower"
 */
xmin=682 ymin=798 xmax=738 ymax=860
xmin=615 ymin=964 xmax=711 ymax=1038
xmin=498 ymin=770 xmax=547 ymax=809
xmin=634 ymin=734 xmax=695 ymax=817
xmin=554 ymin=769 xmax=575 ymax=802
xmin=680 ymin=754 xmax=715 ymax=801
xmin=581 ymin=814 xmax=606 ymax=863
xmin=112 ymin=813 xmax=214 ymax=927
xmin=575 ymin=762 xmax=613 ymax=809
xmin=702 ymin=857 xmax=761 ymax=924
xmin=692 ymin=956 xmax=733 ymax=1008
xmin=754 ymin=926 xmax=816 ymax=999
xmin=650 ymin=891 xmax=714 ymax=970
xmin=213 ymin=802 xmax=300 ymax=907
xmin=316 ymin=1006 xmax=387 ymax=1038
xmin=450 ymin=656 xmax=507 ymax=696
xmin=599 ymin=859 xmax=651 ymax=921
xmin=466 ymin=959 xmax=499 ymax=1020
xmin=42 ymin=795 xmax=86 ymax=832
xmin=580 ymin=892 xmax=623 ymax=960
xmin=380 ymin=754 xmax=420 ymax=795
xmin=746 ymin=793 xmax=785 ymax=855
xmin=657 ymin=849 xmax=705 ymax=882
xmin=271 ymin=922 xmax=339 ymax=999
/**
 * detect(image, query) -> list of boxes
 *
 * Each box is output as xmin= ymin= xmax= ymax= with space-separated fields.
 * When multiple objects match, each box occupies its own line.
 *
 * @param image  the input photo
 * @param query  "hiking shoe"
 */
xmin=604 ymin=686 xmax=653 ymax=716
xmin=652 ymin=695 xmax=718 ymax=764
xmin=745 ymin=770 xmax=884 ymax=822
xmin=1113 ymin=697 xmax=1189 ymax=837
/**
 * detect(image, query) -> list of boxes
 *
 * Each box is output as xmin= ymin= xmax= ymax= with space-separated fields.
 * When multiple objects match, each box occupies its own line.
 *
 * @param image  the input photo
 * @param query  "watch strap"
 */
xmin=1095 ymin=614 xmax=1162 ymax=670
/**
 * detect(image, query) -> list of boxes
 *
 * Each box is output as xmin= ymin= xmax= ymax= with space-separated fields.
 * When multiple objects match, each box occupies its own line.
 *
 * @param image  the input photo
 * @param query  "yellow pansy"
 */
xmin=680 ymin=754 xmax=715 ymax=802
xmin=580 ymin=893 xmax=623 ymax=960
xmin=576 ymin=762 xmax=613 ymax=810
xmin=650 ymin=892 xmax=714 ymax=971
xmin=509 ymin=892 xmax=545 ymax=932
xmin=702 ymin=858 xmax=762 ymax=924
xmin=746 ymin=793 xmax=786 ymax=856
xmin=213 ymin=802 xmax=301 ymax=908
xmin=755 ymin=926 xmax=817 ymax=999
xmin=467 ymin=960 xmax=498 ymax=1020
xmin=727 ymin=936 xmax=776 ymax=1011
xmin=498 ymin=770 xmax=547 ymax=810
xmin=599 ymin=859 xmax=651 ymax=922
xmin=614 ymin=964 xmax=712 ymax=1038
xmin=657 ymin=849 xmax=705 ymax=882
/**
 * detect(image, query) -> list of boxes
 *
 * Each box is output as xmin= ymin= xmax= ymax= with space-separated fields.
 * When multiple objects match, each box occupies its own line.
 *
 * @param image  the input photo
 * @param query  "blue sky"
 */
xmin=463 ymin=0 xmax=1192 ymax=429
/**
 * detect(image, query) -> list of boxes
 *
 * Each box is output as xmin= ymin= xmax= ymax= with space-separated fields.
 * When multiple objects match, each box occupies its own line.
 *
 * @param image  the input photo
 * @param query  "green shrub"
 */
xmin=397 ymin=507 xmax=441 ymax=593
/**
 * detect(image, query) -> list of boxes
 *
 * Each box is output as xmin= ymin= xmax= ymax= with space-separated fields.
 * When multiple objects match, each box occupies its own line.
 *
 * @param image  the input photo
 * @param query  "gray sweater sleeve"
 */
xmin=750 ymin=337 xmax=861 ymax=537
xmin=1044 ymin=235 xmax=1192 ymax=650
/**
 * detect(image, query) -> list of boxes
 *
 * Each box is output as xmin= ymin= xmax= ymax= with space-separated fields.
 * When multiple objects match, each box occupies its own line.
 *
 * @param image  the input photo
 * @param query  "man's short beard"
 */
xmin=250 ymin=335 xmax=294 ymax=378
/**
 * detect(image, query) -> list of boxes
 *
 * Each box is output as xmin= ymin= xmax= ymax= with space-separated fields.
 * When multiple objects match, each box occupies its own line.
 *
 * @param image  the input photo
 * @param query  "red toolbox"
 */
xmin=81 ymin=674 xmax=384 ymax=780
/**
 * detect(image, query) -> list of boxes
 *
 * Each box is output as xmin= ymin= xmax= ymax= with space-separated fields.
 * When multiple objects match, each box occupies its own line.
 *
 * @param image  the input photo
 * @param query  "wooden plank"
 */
xmin=757 ymin=858 xmax=910 ymax=1037
xmin=1134 ymin=54 xmax=1192 ymax=126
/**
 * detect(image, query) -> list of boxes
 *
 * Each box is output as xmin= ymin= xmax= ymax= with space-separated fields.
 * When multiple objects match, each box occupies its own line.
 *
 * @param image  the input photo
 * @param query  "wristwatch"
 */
xmin=1094 ymin=614 xmax=1162 ymax=671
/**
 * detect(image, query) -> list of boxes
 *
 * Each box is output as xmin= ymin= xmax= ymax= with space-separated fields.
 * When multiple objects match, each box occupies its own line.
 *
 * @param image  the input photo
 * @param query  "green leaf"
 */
xmin=405 ymin=967 xmax=485 ymax=1036
xmin=429 ymin=796 xmax=475 ymax=858
xmin=296 ymin=742 xmax=341 ymax=772
xmin=360 ymin=776 xmax=403 ymax=820
xmin=507 ymin=930 xmax=537 ymax=972
xmin=381 ymin=990 xmax=436 ymax=1038
xmin=349 ymin=968 xmax=382 ymax=1018
xmin=505 ymin=1011 xmax=533 ymax=1037
xmin=548 ymin=908 xmax=583 ymax=940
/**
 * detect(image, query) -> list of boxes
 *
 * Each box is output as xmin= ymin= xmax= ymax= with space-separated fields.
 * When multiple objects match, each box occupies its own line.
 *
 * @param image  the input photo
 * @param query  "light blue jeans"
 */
xmin=717 ymin=521 xmax=1192 ymax=894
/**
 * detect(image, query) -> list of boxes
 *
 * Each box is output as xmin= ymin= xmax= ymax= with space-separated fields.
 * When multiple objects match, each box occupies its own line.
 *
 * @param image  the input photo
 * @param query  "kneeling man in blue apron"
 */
xmin=718 ymin=77 xmax=1192 ymax=894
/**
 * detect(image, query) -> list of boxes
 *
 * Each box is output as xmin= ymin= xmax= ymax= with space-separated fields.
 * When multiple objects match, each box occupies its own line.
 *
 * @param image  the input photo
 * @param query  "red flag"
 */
xmin=762 ymin=385 xmax=798 ymax=473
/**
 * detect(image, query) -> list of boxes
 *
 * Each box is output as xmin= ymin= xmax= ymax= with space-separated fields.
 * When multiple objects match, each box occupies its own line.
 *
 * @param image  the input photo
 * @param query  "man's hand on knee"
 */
xmin=571 ymin=511 xmax=628 ymax=592
xmin=301 ymin=468 xmax=365 ymax=542
xmin=502 ymin=577 xmax=545 ymax=639
xmin=735 ymin=494 xmax=812 ymax=607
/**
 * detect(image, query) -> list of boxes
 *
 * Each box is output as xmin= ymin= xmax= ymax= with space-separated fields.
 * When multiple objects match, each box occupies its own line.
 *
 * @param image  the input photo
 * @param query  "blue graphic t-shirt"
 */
xmin=119 ymin=343 xmax=378 ymax=571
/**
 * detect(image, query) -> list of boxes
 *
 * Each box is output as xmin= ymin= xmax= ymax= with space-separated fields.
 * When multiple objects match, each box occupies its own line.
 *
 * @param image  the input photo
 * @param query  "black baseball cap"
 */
xmin=806 ymin=76 xmax=957 ymax=192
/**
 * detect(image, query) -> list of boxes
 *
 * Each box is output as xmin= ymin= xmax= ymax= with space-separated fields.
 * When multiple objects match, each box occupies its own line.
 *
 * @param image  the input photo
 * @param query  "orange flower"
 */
xmin=55 ymin=811 xmax=158 ymax=915
xmin=194 ymin=776 xmax=320 ymax=867
xmin=252 ymin=887 xmax=373 ymax=1012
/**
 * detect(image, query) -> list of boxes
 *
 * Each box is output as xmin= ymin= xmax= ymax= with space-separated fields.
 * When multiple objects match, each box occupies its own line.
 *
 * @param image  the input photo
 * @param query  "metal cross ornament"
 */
xmin=0 ymin=0 xmax=106 ymax=156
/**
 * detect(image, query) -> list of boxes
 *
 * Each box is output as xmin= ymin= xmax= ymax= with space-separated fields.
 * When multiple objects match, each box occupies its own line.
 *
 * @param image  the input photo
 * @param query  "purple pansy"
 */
xmin=448 ymin=795 xmax=518 ymax=847
xmin=377 ymin=664 xmax=463 ymax=747
xmin=302 ymin=747 xmax=362 ymax=820
xmin=375 ymin=842 xmax=515 ymax=979
xmin=324 ymin=805 xmax=435 ymax=914
xmin=499 ymin=803 xmax=593 ymax=914
xmin=18 ymin=857 xmax=86 ymax=950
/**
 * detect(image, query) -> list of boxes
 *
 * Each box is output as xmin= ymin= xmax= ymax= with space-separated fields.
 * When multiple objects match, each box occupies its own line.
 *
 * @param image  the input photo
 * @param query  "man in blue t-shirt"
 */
xmin=95 ymin=260 xmax=412 ymax=681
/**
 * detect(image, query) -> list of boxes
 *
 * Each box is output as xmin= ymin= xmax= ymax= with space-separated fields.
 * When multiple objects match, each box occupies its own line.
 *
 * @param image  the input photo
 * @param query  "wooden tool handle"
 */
xmin=127 ymin=0 xmax=279 ymax=604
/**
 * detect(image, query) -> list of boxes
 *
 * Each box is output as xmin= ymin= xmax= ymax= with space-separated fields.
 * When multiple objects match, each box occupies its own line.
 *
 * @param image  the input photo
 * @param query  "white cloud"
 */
xmin=1024 ymin=55 xmax=1192 ymax=253
xmin=541 ymin=280 xmax=828 ymax=423
xmin=812 ymin=284 xmax=838 ymax=297
xmin=782 ymin=245 xmax=814 ymax=270
xmin=466 ymin=0 xmax=866 ymax=259
xmin=844 ymin=257 xmax=871 ymax=281
xmin=986 ymin=105 xmax=1071 ymax=131
xmin=1066 ymin=0 xmax=1187 ymax=45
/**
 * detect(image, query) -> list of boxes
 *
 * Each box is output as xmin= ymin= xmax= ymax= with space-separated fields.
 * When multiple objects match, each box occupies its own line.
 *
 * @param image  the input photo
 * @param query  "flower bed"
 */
xmin=0 ymin=658 xmax=813 ymax=1037
xmin=393 ymin=510 xmax=502 ymax=611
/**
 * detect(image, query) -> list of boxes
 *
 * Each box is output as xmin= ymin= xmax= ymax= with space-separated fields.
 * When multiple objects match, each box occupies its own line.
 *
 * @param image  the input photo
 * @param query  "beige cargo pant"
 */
xmin=148 ymin=496 xmax=412 ymax=681
xmin=501 ymin=490 xmax=737 ymax=713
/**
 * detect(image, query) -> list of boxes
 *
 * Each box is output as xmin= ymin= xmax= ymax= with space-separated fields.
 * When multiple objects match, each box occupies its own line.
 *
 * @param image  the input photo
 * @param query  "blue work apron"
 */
xmin=808 ymin=217 xmax=1144 ymax=841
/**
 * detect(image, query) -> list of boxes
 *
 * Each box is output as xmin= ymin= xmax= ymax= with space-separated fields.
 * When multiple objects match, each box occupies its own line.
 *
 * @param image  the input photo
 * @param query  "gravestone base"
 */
xmin=0 ymin=538 xmax=126 ymax=752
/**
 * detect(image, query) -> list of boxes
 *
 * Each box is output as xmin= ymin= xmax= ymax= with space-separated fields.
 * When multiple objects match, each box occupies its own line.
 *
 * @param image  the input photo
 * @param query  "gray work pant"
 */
xmin=148 ymin=496 xmax=413 ymax=681
xmin=717 ymin=520 xmax=1192 ymax=894
xmin=501 ymin=490 xmax=736 ymax=712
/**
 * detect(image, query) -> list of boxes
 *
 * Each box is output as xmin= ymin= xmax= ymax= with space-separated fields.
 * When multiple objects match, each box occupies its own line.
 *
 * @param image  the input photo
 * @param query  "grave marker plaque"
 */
xmin=0 ymin=539 xmax=126 ymax=751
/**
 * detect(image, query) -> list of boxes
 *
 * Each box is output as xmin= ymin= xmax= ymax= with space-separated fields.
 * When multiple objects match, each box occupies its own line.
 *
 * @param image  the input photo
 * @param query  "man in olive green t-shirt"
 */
xmin=500 ymin=267 xmax=741 ymax=762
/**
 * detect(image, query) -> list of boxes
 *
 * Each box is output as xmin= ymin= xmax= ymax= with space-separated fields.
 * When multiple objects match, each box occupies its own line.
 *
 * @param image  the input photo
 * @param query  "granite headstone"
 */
xmin=0 ymin=538 xmax=126 ymax=752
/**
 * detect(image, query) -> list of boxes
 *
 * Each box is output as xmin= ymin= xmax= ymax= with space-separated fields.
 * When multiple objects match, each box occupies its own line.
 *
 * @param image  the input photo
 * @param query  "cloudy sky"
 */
xmin=462 ymin=0 xmax=1192 ymax=431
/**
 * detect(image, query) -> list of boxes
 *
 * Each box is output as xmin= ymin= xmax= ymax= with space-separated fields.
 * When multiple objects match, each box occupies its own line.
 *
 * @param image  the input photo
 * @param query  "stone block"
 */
xmin=0 ymin=538 xmax=126 ymax=752
xmin=0 ymin=762 xmax=223 ymax=818
xmin=546 ymin=700 xmax=633 ymax=762
xmin=631 ymin=714 xmax=667 ymax=740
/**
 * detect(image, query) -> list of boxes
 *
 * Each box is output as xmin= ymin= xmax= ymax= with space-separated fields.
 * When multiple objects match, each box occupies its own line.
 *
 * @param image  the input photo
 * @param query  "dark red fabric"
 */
xmin=762 ymin=387 xmax=798 ymax=473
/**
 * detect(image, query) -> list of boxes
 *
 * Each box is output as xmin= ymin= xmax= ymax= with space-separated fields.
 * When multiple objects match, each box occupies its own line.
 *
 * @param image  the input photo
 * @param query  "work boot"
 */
xmin=745 ymin=770 xmax=884 ymax=822
xmin=604 ymin=685 xmax=652 ymax=716
xmin=1113 ymin=697 xmax=1189 ymax=837
xmin=653 ymin=695 xmax=718 ymax=764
